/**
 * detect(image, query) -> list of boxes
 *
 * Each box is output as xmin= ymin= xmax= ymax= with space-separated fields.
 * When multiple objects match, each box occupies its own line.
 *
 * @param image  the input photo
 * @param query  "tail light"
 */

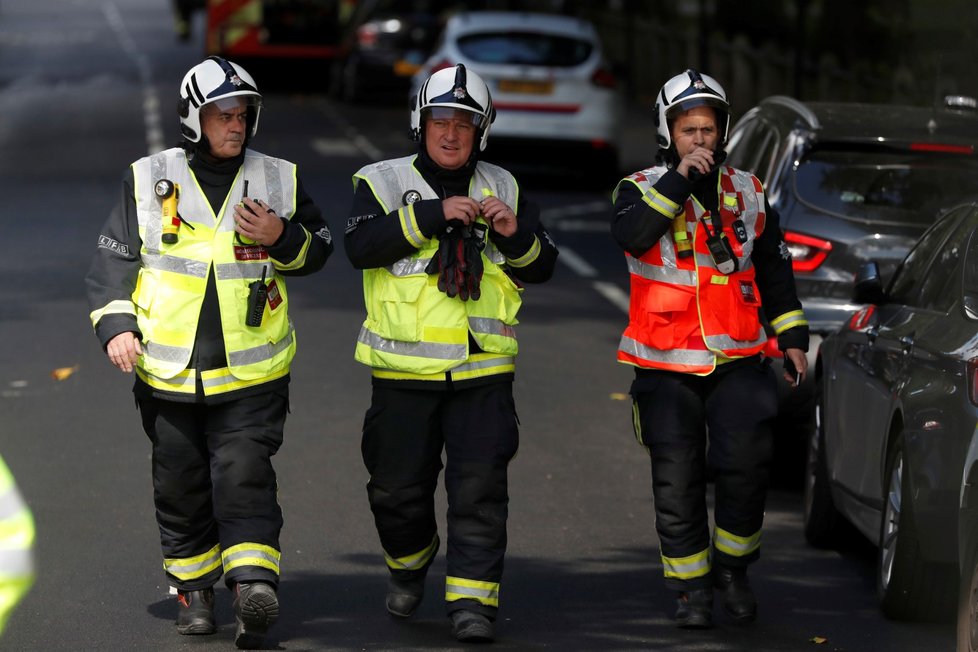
xmin=428 ymin=58 xmax=454 ymax=75
xmin=968 ymin=358 xmax=978 ymax=407
xmin=590 ymin=66 xmax=617 ymax=89
xmin=784 ymin=231 xmax=832 ymax=273
xmin=356 ymin=23 xmax=379 ymax=48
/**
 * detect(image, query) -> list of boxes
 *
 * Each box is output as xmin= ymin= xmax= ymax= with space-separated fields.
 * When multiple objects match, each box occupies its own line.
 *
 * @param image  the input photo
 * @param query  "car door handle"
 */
xmin=866 ymin=325 xmax=879 ymax=345
xmin=899 ymin=334 xmax=914 ymax=354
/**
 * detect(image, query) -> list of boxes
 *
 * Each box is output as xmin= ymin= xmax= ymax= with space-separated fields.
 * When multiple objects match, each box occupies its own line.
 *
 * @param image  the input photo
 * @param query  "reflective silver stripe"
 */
xmin=222 ymin=547 xmax=280 ymax=569
xmin=227 ymin=327 xmax=294 ymax=367
xmin=0 ymin=488 xmax=23 ymax=520
xmin=263 ymin=157 xmax=285 ymax=211
xmin=445 ymin=579 xmax=499 ymax=601
xmin=451 ymin=356 xmax=515 ymax=375
xmin=507 ymin=236 xmax=541 ymax=268
xmin=771 ymin=310 xmax=808 ymax=333
xmin=388 ymin=257 xmax=432 ymax=277
xmin=485 ymin=241 xmax=505 ymax=265
xmin=385 ymin=535 xmax=439 ymax=571
xmin=643 ymin=188 xmax=681 ymax=217
xmin=619 ymin=335 xmax=714 ymax=367
xmin=714 ymin=527 xmax=761 ymax=557
xmin=144 ymin=340 xmax=193 ymax=365
xmin=214 ymin=261 xmax=269 ymax=281
xmin=358 ymin=326 xmax=466 ymax=361
xmin=164 ymin=550 xmax=221 ymax=577
xmin=662 ymin=552 xmax=710 ymax=578
xmin=626 ymin=257 xmax=696 ymax=286
xmin=141 ymin=252 xmax=209 ymax=278
xmin=468 ymin=317 xmax=516 ymax=340
xmin=0 ymin=549 xmax=33 ymax=576
xmin=398 ymin=205 xmax=426 ymax=248
xmin=703 ymin=329 xmax=766 ymax=350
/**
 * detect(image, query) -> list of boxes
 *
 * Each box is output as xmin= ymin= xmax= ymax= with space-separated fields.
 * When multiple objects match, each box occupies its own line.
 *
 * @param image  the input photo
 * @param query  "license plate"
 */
xmin=497 ymin=79 xmax=553 ymax=94
xmin=393 ymin=60 xmax=422 ymax=77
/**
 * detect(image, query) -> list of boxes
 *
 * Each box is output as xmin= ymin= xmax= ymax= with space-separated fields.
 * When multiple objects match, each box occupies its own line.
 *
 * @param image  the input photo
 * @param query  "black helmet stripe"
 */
xmin=668 ymin=69 xmax=724 ymax=103
xmin=188 ymin=76 xmax=204 ymax=107
xmin=425 ymin=64 xmax=486 ymax=114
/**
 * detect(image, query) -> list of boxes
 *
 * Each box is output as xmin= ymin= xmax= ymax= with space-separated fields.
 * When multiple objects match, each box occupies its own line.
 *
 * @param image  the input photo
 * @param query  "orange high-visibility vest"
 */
xmin=617 ymin=166 xmax=768 ymax=375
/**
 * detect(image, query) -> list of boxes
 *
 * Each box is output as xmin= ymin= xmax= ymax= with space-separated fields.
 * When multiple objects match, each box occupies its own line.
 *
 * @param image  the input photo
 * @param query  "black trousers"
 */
xmin=137 ymin=388 xmax=287 ymax=590
xmin=631 ymin=358 xmax=777 ymax=590
xmin=361 ymin=381 xmax=519 ymax=618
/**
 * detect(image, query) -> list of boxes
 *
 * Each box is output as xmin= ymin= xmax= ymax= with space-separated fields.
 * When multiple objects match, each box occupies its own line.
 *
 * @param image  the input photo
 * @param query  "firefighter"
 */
xmin=345 ymin=64 xmax=558 ymax=643
xmin=85 ymin=56 xmax=333 ymax=649
xmin=610 ymin=69 xmax=809 ymax=629
xmin=0 ymin=454 xmax=34 ymax=638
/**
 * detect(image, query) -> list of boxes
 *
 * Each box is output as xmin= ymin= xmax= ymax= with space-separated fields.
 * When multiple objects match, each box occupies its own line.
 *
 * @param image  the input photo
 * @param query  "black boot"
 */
xmin=715 ymin=565 xmax=757 ymax=624
xmin=386 ymin=573 xmax=426 ymax=618
xmin=176 ymin=588 xmax=215 ymax=635
xmin=451 ymin=609 xmax=494 ymax=643
xmin=233 ymin=581 xmax=280 ymax=649
xmin=675 ymin=588 xmax=713 ymax=629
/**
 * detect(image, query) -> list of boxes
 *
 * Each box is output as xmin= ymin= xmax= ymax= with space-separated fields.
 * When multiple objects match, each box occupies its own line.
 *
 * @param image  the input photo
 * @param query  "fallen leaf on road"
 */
xmin=809 ymin=636 xmax=827 ymax=644
xmin=609 ymin=392 xmax=629 ymax=401
xmin=51 ymin=365 xmax=79 ymax=381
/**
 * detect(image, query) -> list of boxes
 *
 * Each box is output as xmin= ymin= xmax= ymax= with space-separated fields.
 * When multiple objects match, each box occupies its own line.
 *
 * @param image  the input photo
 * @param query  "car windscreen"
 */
xmin=793 ymin=149 xmax=978 ymax=227
xmin=456 ymin=32 xmax=593 ymax=67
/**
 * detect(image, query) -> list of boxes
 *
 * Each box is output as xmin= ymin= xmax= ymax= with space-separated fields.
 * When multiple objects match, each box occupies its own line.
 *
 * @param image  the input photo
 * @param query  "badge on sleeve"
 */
xmin=402 ymin=190 xmax=422 ymax=205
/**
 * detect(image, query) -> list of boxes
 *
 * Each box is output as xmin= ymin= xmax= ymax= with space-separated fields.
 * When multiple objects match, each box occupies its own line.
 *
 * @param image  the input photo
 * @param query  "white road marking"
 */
xmin=592 ymin=280 xmax=630 ymax=313
xmin=103 ymin=1 xmax=164 ymax=155
xmin=556 ymin=245 xmax=598 ymax=278
xmin=312 ymin=99 xmax=383 ymax=160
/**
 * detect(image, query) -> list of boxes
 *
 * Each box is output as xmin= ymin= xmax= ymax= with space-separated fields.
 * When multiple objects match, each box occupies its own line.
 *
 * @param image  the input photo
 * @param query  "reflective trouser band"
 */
xmin=222 ymin=543 xmax=282 ymax=575
xmin=136 ymin=365 xmax=289 ymax=396
xmin=714 ymin=526 xmax=761 ymax=558
xmin=163 ymin=544 xmax=222 ymax=582
xmin=446 ymin=576 xmax=499 ymax=607
xmin=385 ymin=534 xmax=439 ymax=572
xmin=662 ymin=548 xmax=711 ymax=580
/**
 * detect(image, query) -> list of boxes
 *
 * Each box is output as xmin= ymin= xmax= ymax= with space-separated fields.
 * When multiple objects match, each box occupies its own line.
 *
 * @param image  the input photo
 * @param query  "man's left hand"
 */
xmin=480 ymin=196 xmax=517 ymax=237
xmin=235 ymin=198 xmax=284 ymax=246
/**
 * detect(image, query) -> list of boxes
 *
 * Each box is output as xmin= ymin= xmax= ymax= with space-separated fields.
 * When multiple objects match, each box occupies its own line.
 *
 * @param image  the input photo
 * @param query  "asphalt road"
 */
xmin=0 ymin=1 xmax=957 ymax=650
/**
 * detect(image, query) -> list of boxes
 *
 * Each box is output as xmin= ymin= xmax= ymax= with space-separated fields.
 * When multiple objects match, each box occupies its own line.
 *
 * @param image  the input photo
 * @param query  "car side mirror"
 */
xmin=853 ymin=262 xmax=886 ymax=304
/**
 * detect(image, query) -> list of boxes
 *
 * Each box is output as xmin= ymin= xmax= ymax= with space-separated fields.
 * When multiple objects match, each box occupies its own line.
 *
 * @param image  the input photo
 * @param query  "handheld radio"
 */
xmin=246 ymin=265 xmax=268 ymax=327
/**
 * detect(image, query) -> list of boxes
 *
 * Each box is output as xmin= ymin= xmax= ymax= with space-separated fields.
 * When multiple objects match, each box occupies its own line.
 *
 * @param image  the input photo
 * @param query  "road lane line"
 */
xmin=313 ymin=99 xmax=383 ymax=160
xmin=592 ymin=280 xmax=630 ymax=313
xmin=556 ymin=245 xmax=598 ymax=278
xmin=103 ymin=1 xmax=164 ymax=155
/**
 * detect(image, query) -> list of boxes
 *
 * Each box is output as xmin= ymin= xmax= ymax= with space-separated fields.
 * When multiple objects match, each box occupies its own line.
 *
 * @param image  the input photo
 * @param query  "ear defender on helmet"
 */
xmin=411 ymin=63 xmax=495 ymax=152
xmin=178 ymin=56 xmax=263 ymax=144
xmin=654 ymin=68 xmax=730 ymax=154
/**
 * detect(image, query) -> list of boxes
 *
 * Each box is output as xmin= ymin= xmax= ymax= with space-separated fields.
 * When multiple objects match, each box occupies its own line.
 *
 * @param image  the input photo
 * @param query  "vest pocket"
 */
xmin=634 ymin=281 xmax=697 ymax=349
xmin=133 ymin=268 xmax=158 ymax=312
xmin=374 ymin=275 xmax=426 ymax=342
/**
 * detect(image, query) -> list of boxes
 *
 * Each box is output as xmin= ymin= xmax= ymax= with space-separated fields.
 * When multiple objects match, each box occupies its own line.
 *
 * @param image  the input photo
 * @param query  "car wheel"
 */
xmin=958 ymin=537 xmax=978 ymax=651
xmin=802 ymin=376 xmax=840 ymax=547
xmin=877 ymin=436 xmax=955 ymax=621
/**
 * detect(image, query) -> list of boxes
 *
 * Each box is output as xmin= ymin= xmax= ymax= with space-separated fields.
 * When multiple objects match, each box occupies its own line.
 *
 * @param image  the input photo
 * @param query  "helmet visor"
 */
xmin=422 ymin=106 xmax=484 ymax=126
xmin=664 ymin=96 xmax=727 ymax=120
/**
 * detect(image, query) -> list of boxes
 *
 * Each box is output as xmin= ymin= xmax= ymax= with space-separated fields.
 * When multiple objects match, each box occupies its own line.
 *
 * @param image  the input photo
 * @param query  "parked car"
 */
xmin=328 ymin=0 xmax=471 ymax=103
xmin=959 ymin=423 xmax=978 ymax=650
xmin=724 ymin=95 xmax=978 ymax=477
xmin=804 ymin=200 xmax=978 ymax=621
xmin=410 ymin=11 xmax=624 ymax=177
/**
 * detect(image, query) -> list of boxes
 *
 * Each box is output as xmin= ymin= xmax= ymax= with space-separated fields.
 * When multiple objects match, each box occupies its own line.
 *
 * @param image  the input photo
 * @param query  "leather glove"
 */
xmin=462 ymin=224 xmax=486 ymax=301
xmin=425 ymin=223 xmax=464 ymax=298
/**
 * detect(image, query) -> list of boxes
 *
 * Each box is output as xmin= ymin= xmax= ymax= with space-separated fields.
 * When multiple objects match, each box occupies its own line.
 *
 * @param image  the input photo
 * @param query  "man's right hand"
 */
xmin=677 ymin=145 xmax=716 ymax=180
xmin=106 ymin=332 xmax=143 ymax=373
xmin=441 ymin=196 xmax=481 ymax=225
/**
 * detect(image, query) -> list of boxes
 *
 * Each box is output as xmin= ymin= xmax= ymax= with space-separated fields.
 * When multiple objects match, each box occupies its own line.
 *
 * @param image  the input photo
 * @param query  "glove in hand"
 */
xmin=425 ymin=222 xmax=486 ymax=301
xmin=463 ymin=224 xmax=486 ymax=301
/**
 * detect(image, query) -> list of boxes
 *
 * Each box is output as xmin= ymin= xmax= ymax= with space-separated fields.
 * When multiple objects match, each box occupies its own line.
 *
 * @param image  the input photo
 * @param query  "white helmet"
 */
xmin=410 ymin=63 xmax=495 ymax=152
xmin=653 ymin=69 xmax=730 ymax=151
xmin=178 ymin=56 xmax=262 ymax=143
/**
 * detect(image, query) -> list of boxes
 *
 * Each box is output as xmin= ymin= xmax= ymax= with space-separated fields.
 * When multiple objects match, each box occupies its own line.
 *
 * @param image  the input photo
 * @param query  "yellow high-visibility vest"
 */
xmin=128 ymin=148 xmax=298 ymax=392
xmin=0 ymin=454 xmax=35 ymax=636
xmin=352 ymin=156 xmax=528 ymax=378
